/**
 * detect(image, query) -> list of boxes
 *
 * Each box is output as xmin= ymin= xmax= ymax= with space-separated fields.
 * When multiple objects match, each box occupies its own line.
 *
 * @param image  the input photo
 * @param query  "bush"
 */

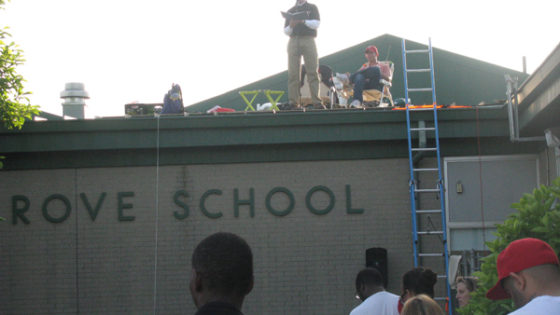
xmin=459 ymin=177 xmax=560 ymax=314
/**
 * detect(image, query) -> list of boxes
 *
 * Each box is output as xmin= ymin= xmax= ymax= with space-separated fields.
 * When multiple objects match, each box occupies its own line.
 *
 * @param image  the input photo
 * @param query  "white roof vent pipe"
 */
xmin=61 ymin=82 xmax=89 ymax=119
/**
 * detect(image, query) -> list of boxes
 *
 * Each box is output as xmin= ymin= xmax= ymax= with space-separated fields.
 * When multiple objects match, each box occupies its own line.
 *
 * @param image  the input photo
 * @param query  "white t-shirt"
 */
xmin=349 ymin=291 xmax=400 ymax=315
xmin=509 ymin=295 xmax=560 ymax=315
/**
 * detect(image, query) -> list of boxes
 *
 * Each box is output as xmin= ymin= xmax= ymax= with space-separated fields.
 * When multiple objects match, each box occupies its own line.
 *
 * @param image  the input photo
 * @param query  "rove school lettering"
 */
xmin=9 ymin=185 xmax=364 ymax=225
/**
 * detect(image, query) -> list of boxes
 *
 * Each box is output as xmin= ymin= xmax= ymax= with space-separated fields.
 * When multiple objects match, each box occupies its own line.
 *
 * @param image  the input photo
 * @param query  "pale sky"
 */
xmin=1 ymin=0 xmax=558 ymax=118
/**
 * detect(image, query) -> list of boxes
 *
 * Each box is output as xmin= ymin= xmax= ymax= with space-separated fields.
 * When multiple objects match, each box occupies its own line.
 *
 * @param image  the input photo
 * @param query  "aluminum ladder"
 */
xmin=401 ymin=38 xmax=452 ymax=314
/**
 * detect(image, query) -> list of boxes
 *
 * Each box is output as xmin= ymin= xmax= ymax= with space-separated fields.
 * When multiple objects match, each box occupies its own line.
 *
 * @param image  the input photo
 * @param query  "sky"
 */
xmin=1 ymin=0 xmax=558 ymax=118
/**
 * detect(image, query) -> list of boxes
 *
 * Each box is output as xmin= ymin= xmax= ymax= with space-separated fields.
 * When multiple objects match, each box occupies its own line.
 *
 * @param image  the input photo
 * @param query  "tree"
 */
xmin=0 ymin=0 xmax=39 ymax=130
xmin=459 ymin=177 xmax=560 ymax=314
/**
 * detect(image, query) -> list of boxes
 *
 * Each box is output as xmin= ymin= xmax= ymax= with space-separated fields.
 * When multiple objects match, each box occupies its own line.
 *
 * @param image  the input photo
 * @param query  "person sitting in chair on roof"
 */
xmin=348 ymin=45 xmax=392 ymax=108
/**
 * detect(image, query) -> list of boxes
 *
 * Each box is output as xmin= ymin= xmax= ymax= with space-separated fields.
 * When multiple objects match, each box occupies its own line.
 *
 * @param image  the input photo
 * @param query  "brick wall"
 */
xmin=0 ymin=159 xmax=414 ymax=314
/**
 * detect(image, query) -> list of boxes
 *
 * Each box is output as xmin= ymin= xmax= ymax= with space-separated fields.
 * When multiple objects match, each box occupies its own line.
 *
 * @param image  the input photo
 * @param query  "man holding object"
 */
xmin=283 ymin=0 xmax=322 ymax=109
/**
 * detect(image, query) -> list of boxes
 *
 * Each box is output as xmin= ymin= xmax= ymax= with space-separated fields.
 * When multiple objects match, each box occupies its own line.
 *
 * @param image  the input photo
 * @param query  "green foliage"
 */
xmin=1 ymin=0 xmax=39 ymax=129
xmin=459 ymin=177 xmax=560 ymax=314
xmin=0 ymin=27 xmax=39 ymax=129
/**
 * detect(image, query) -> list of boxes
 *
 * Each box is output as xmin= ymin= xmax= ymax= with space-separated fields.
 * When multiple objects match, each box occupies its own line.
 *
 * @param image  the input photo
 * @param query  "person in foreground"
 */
xmin=401 ymin=294 xmax=444 ymax=315
xmin=350 ymin=267 xmax=399 ymax=315
xmin=486 ymin=237 xmax=560 ymax=314
xmin=190 ymin=232 xmax=253 ymax=315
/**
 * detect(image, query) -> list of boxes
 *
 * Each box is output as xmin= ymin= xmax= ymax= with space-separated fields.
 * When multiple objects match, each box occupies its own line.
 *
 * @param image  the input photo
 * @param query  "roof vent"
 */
xmin=61 ymin=82 xmax=89 ymax=119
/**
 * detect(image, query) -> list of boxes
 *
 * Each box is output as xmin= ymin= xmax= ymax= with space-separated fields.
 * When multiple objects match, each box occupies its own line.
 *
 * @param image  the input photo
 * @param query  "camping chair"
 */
xmin=363 ymin=61 xmax=394 ymax=107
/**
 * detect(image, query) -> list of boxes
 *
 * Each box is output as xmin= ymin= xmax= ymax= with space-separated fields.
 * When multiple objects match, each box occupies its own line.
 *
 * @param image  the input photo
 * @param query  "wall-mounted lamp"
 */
xmin=456 ymin=181 xmax=463 ymax=194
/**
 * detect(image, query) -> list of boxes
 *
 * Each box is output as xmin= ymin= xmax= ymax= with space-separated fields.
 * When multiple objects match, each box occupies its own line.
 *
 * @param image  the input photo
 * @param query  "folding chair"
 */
xmin=363 ymin=61 xmax=394 ymax=107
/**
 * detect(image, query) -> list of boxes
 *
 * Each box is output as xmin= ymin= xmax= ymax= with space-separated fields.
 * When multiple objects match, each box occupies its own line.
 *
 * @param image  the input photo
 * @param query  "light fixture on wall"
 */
xmin=456 ymin=181 xmax=463 ymax=194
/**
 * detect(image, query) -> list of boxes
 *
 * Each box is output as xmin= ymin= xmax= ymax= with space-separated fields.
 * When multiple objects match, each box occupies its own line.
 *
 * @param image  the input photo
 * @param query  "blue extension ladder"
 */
xmin=401 ymin=38 xmax=452 ymax=315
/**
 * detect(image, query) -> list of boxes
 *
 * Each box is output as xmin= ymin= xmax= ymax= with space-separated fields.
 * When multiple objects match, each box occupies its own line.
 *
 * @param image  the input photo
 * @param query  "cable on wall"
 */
xmin=475 ymin=106 xmax=487 ymax=249
xmin=153 ymin=114 xmax=161 ymax=315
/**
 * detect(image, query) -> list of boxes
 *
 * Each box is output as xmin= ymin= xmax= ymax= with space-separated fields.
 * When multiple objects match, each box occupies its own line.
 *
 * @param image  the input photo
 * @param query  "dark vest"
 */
xmin=285 ymin=2 xmax=320 ymax=37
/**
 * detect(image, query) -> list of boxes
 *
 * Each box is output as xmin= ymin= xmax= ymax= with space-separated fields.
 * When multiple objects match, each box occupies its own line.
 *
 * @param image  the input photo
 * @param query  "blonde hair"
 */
xmin=401 ymin=294 xmax=444 ymax=315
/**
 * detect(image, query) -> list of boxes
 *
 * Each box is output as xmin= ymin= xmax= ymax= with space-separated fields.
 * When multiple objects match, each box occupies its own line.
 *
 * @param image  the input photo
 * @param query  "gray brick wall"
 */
xmin=0 ymin=159 xmax=414 ymax=314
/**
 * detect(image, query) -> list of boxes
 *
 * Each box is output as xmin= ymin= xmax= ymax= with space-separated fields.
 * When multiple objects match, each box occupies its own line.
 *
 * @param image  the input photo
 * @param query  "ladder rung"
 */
xmin=419 ymin=253 xmax=443 ymax=257
xmin=405 ymin=49 xmax=429 ymax=54
xmin=413 ymin=168 xmax=439 ymax=172
xmin=406 ymin=69 xmax=431 ymax=73
xmin=418 ymin=231 xmax=444 ymax=235
xmin=415 ymin=188 xmax=441 ymax=193
xmin=411 ymin=147 xmax=437 ymax=152
xmin=408 ymin=88 xmax=433 ymax=92
xmin=410 ymin=127 xmax=436 ymax=131
xmin=416 ymin=209 xmax=442 ymax=214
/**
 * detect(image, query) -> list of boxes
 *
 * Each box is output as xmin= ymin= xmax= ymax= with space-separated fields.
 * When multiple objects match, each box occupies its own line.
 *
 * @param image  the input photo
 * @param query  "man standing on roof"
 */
xmin=284 ymin=0 xmax=323 ymax=109
xmin=348 ymin=45 xmax=392 ymax=108
xmin=486 ymin=237 xmax=560 ymax=314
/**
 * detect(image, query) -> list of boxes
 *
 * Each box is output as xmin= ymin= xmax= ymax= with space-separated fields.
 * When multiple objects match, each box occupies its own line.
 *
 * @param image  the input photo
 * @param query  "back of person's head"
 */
xmin=401 ymin=294 xmax=444 ymax=315
xmin=403 ymin=267 xmax=437 ymax=298
xmin=355 ymin=267 xmax=385 ymax=290
xmin=191 ymin=232 xmax=253 ymax=298
xmin=526 ymin=263 xmax=560 ymax=287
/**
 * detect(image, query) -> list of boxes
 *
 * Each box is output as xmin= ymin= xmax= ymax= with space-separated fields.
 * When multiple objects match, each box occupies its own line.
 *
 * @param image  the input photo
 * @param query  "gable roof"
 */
xmin=186 ymin=34 xmax=528 ymax=113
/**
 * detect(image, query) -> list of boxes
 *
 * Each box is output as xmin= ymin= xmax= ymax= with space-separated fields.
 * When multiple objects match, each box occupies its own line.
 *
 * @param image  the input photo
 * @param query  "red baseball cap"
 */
xmin=486 ymin=238 xmax=559 ymax=300
xmin=365 ymin=45 xmax=379 ymax=56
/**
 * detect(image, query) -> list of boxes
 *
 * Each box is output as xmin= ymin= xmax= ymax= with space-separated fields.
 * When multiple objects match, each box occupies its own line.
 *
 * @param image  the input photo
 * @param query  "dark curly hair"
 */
xmin=192 ymin=232 xmax=253 ymax=297
xmin=355 ymin=267 xmax=385 ymax=290
xmin=402 ymin=267 xmax=437 ymax=298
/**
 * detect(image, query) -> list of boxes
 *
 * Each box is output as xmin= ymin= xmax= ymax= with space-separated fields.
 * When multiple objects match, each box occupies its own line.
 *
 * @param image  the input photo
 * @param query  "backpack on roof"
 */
xmin=162 ymin=83 xmax=184 ymax=114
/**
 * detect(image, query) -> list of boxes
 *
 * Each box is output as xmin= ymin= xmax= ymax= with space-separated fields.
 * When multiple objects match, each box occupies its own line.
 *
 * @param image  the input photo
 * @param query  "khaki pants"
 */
xmin=287 ymin=36 xmax=321 ymax=105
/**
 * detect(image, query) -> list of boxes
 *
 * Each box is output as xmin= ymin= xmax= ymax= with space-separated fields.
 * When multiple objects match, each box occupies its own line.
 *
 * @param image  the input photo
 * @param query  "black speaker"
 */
xmin=366 ymin=247 xmax=388 ymax=288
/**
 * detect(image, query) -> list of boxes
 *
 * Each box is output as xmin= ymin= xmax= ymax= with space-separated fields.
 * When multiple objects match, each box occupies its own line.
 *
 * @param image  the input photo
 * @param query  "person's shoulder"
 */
xmin=381 ymin=290 xmax=399 ymax=297
xmin=349 ymin=304 xmax=366 ymax=315
xmin=373 ymin=291 xmax=399 ymax=301
xmin=508 ymin=295 xmax=560 ymax=315
xmin=306 ymin=2 xmax=319 ymax=10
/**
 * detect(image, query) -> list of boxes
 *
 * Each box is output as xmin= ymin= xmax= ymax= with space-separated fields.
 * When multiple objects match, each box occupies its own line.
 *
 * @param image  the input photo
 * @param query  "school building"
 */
xmin=1 ymin=35 xmax=559 ymax=314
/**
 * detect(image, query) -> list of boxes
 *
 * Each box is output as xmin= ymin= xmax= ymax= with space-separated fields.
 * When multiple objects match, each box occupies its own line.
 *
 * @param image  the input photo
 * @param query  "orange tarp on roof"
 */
xmin=392 ymin=105 xmax=472 ymax=110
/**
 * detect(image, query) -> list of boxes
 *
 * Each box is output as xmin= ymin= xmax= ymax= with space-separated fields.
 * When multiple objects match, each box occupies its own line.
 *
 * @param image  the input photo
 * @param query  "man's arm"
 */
xmin=303 ymin=19 xmax=320 ymax=30
xmin=284 ymin=25 xmax=293 ymax=36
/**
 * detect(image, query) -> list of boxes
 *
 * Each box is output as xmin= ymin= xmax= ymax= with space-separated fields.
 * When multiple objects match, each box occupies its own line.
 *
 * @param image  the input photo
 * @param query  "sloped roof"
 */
xmin=186 ymin=34 xmax=528 ymax=113
xmin=515 ymin=41 xmax=560 ymax=136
